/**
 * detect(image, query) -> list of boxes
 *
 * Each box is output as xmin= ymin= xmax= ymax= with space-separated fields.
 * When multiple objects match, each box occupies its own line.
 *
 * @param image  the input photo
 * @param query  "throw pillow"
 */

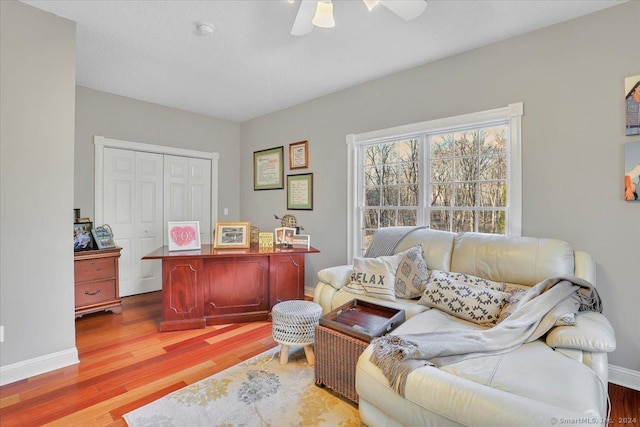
xmin=429 ymin=270 xmax=506 ymax=292
xmin=343 ymin=254 xmax=402 ymax=302
xmin=419 ymin=277 xmax=510 ymax=325
xmin=497 ymin=288 xmax=577 ymax=326
xmin=394 ymin=244 xmax=428 ymax=299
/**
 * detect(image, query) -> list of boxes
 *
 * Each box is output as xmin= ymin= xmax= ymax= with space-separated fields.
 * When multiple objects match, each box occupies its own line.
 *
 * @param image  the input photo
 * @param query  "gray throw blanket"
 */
xmin=364 ymin=226 xmax=426 ymax=258
xmin=369 ymin=276 xmax=602 ymax=396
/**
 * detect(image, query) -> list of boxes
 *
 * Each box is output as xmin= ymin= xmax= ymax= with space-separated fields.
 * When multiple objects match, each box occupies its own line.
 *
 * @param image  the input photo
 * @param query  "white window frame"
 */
xmin=346 ymin=102 xmax=523 ymax=262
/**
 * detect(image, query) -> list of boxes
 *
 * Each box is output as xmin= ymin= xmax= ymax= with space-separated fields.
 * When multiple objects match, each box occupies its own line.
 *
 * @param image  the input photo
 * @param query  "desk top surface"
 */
xmin=142 ymin=243 xmax=319 ymax=260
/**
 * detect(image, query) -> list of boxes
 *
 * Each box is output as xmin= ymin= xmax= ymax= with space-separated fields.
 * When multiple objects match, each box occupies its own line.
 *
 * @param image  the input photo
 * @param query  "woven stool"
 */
xmin=271 ymin=300 xmax=322 ymax=365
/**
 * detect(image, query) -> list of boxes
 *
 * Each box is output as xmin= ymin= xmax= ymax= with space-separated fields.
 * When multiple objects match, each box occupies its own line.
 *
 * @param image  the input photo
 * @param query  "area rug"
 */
xmin=123 ymin=346 xmax=364 ymax=427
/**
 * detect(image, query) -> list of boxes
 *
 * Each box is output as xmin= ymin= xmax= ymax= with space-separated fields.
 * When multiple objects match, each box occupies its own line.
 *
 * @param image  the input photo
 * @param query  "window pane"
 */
xmin=364 ymin=166 xmax=380 ymax=186
xmin=452 ymin=210 xmax=475 ymax=233
xmin=430 ymin=135 xmax=453 ymax=158
xmin=480 ymin=126 xmax=507 ymax=155
xmin=479 ymin=181 xmax=506 ymax=207
xmin=431 ymin=184 xmax=451 ymax=207
xmin=363 ymin=229 xmax=376 ymax=252
xmin=454 ymin=182 xmax=477 ymax=207
xmin=381 ymin=164 xmax=397 ymax=185
xmin=429 ymin=210 xmax=450 ymax=231
xmin=365 ymin=187 xmax=380 ymax=207
xmin=454 ymin=157 xmax=478 ymax=182
xmin=430 ymin=159 xmax=452 ymax=183
xmin=364 ymin=145 xmax=381 ymax=166
xmin=398 ymin=162 xmax=418 ymax=184
xmin=380 ymin=209 xmax=397 ymax=227
xmin=363 ymin=209 xmax=379 ymax=229
xmin=382 ymin=186 xmax=399 ymax=206
xmin=454 ymin=132 xmax=478 ymax=156
xmin=478 ymin=210 xmax=506 ymax=234
xmin=397 ymin=209 xmax=417 ymax=226
xmin=479 ymin=154 xmax=506 ymax=180
xmin=398 ymin=184 xmax=418 ymax=206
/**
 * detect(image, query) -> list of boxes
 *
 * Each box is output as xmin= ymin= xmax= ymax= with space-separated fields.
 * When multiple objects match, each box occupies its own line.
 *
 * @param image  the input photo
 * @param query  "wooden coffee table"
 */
xmin=314 ymin=299 xmax=405 ymax=404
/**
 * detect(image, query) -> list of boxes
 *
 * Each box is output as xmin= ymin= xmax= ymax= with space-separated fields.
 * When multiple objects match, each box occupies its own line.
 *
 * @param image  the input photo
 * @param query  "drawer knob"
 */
xmin=95 ymin=267 xmax=101 ymax=271
xmin=85 ymin=289 xmax=102 ymax=296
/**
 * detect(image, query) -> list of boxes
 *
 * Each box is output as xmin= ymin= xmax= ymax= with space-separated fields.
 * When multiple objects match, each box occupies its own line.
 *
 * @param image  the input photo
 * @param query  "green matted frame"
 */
xmin=287 ymin=173 xmax=313 ymax=210
xmin=254 ymin=146 xmax=284 ymax=190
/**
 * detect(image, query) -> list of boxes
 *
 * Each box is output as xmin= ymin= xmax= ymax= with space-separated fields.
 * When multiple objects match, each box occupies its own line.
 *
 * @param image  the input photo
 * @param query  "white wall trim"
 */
xmin=609 ymin=364 xmax=640 ymax=391
xmin=0 ymin=347 xmax=79 ymax=386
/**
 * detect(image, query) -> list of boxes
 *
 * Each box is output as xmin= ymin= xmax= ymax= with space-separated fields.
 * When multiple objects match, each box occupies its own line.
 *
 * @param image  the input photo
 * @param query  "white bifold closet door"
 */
xmin=103 ymin=148 xmax=164 ymax=297
xmin=101 ymin=148 xmax=213 ymax=297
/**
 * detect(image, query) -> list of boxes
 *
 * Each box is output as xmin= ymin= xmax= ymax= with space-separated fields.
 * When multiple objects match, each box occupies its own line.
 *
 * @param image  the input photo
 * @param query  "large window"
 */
xmin=347 ymin=103 xmax=522 ymax=260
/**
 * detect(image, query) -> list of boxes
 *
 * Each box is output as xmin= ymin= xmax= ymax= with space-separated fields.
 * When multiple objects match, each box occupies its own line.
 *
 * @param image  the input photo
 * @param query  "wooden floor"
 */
xmin=0 ymin=292 xmax=638 ymax=427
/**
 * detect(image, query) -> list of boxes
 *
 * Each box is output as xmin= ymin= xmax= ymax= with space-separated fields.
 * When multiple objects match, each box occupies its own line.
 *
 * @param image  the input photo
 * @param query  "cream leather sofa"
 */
xmin=313 ymin=229 xmax=616 ymax=427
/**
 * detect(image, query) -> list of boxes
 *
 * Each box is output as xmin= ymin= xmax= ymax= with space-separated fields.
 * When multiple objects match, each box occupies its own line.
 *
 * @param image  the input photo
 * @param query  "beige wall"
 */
xmin=0 ymin=1 xmax=77 ymax=375
xmin=75 ymin=86 xmax=241 ymax=222
xmin=240 ymin=2 xmax=640 ymax=373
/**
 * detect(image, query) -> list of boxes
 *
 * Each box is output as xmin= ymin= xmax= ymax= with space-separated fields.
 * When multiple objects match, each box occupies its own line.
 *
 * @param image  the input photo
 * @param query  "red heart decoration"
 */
xmin=170 ymin=226 xmax=196 ymax=246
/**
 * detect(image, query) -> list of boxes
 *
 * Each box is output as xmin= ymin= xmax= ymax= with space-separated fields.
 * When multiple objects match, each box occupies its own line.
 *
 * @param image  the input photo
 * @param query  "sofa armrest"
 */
xmin=317 ymin=265 xmax=353 ymax=290
xmin=546 ymin=311 xmax=616 ymax=353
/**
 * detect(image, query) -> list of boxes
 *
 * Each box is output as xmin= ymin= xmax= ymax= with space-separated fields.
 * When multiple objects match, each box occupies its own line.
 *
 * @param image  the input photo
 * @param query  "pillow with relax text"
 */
xmin=343 ymin=254 xmax=402 ymax=302
xmin=418 ymin=276 xmax=510 ymax=325
xmin=394 ymin=244 xmax=429 ymax=299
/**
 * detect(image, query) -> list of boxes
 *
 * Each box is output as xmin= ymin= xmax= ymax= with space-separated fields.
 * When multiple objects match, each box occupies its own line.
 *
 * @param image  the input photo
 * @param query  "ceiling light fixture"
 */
xmin=363 ymin=0 xmax=379 ymax=12
xmin=311 ymin=0 xmax=335 ymax=29
xmin=196 ymin=23 xmax=214 ymax=36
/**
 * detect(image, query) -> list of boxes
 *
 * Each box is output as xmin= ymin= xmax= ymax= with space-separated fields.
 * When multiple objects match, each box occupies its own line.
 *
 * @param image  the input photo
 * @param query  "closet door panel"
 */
xmin=134 ymin=152 xmax=163 ymax=294
xmin=189 ymin=158 xmax=211 ymax=244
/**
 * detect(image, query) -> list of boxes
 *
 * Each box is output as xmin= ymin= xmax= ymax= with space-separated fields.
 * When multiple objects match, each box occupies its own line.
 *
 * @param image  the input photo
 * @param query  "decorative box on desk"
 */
xmin=74 ymin=247 xmax=122 ymax=318
xmin=315 ymin=299 xmax=405 ymax=404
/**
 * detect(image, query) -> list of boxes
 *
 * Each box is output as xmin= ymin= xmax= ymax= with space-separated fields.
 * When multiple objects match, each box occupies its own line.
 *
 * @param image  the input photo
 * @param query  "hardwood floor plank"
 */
xmin=1 ymin=291 xmax=637 ymax=426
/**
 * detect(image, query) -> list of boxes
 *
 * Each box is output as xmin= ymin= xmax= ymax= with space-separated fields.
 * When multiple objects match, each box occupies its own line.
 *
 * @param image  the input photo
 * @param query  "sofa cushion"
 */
xmin=394 ymin=244 xmax=429 ymax=299
xmin=344 ymin=254 xmax=402 ymax=301
xmin=418 ymin=274 xmax=510 ymax=325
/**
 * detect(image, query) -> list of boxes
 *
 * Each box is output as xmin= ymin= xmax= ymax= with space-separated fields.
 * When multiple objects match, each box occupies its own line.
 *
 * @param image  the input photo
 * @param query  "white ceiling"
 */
xmin=22 ymin=0 xmax=625 ymax=122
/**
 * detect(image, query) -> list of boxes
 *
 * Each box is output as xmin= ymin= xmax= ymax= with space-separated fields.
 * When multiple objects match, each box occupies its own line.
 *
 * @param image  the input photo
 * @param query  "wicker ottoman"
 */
xmin=271 ymin=300 xmax=322 ymax=365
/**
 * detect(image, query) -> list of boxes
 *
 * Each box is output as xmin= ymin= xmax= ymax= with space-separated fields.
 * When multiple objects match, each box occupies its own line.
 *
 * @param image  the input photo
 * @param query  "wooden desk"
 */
xmin=143 ymin=244 xmax=320 ymax=331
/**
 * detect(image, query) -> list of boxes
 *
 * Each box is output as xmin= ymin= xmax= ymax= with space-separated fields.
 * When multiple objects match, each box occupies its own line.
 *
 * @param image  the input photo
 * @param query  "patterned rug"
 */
xmin=123 ymin=346 xmax=364 ymax=427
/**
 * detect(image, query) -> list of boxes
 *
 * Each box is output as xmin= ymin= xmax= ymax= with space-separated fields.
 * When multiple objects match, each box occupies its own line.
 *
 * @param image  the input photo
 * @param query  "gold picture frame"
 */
xmin=214 ymin=222 xmax=251 ymax=249
xmin=254 ymin=146 xmax=284 ymax=190
xmin=289 ymin=140 xmax=309 ymax=169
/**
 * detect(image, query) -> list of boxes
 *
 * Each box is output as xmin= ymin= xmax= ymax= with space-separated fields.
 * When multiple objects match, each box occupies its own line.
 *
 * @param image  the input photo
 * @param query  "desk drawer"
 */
xmin=75 ymin=257 xmax=115 ymax=282
xmin=75 ymin=280 xmax=116 ymax=307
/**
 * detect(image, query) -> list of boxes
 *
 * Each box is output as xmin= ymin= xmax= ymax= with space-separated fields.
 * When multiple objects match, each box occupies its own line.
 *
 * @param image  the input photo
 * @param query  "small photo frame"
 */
xmin=287 ymin=173 xmax=313 ymax=210
xmin=254 ymin=146 xmax=284 ymax=190
xmin=92 ymin=224 xmax=116 ymax=250
xmin=214 ymin=222 xmax=251 ymax=249
xmin=74 ymin=221 xmax=94 ymax=251
xmin=168 ymin=221 xmax=201 ymax=251
xmin=289 ymin=140 xmax=309 ymax=169
xmin=275 ymin=227 xmax=297 ymax=246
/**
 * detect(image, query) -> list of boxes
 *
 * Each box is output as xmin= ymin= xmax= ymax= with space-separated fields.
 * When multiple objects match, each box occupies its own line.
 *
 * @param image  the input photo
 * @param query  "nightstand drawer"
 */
xmin=74 ymin=257 xmax=115 ymax=282
xmin=75 ymin=280 xmax=116 ymax=307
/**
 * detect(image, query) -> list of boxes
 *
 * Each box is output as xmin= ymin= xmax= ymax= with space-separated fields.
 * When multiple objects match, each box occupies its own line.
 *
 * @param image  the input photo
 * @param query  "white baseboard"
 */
xmin=609 ymin=364 xmax=640 ymax=391
xmin=0 ymin=347 xmax=79 ymax=386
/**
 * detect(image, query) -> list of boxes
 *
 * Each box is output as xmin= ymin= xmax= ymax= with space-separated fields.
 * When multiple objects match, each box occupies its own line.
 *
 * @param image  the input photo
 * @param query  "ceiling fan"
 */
xmin=290 ymin=0 xmax=428 ymax=36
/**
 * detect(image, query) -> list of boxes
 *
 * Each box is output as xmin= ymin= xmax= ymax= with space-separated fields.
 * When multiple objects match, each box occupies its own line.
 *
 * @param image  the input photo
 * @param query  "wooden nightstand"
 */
xmin=74 ymin=247 xmax=122 ymax=318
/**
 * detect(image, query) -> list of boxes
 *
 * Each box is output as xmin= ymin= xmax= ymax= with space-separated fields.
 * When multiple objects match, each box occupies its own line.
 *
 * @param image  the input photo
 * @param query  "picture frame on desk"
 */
xmin=214 ymin=222 xmax=251 ymax=249
xmin=168 ymin=221 xmax=201 ymax=251
xmin=275 ymin=227 xmax=296 ymax=246
xmin=74 ymin=221 xmax=94 ymax=251
xmin=92 ymin=224 xmax=116 ymax=250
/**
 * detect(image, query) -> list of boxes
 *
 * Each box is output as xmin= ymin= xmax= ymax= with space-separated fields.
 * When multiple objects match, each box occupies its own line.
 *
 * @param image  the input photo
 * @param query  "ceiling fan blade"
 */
xmin=291 ymin=0 xmax=317 ymax=36
xmin=380 ymin=0 xmax=427 ymax=21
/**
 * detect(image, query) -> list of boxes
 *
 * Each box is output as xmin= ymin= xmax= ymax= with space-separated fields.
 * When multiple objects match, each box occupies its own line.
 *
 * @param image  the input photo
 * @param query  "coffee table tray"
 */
xmin=319 ymin=299 xmax=405 ymax=343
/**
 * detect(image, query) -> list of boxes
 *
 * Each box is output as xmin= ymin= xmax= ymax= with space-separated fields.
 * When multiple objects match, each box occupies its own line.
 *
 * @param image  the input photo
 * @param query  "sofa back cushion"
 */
xmin=451 ymin=233 xmax=575 ymax=287
xmin=394 ymin=228 xmax=456 ymax=272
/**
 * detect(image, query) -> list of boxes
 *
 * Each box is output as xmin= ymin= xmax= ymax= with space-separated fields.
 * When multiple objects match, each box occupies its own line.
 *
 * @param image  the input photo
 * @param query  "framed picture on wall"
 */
xmin=624 ymin=142 xmax=640 ymax=202
xmin=254 ymin=146 xmax=284 ymax=190
xmin=168 ymin=221 xmax=201 ymax=251
xmin=289 ymin=140 xmax=309 ymax=169
xmin=625 ymin=75 xmax=640 ymax=136
xmin=287 ymin=173 xmax=313 ymax=210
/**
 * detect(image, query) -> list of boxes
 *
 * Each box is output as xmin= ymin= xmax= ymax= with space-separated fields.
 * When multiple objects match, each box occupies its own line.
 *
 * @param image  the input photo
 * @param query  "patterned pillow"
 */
xmin=429 ymin=270 xmax=506 ymax=292
xmin=394 ymin=244 xmax=428 ymax=299
xmin=418 ymin=277 xmax=510 ymax=325
xmin=343 ymin=254 xmax=402 ymax=302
